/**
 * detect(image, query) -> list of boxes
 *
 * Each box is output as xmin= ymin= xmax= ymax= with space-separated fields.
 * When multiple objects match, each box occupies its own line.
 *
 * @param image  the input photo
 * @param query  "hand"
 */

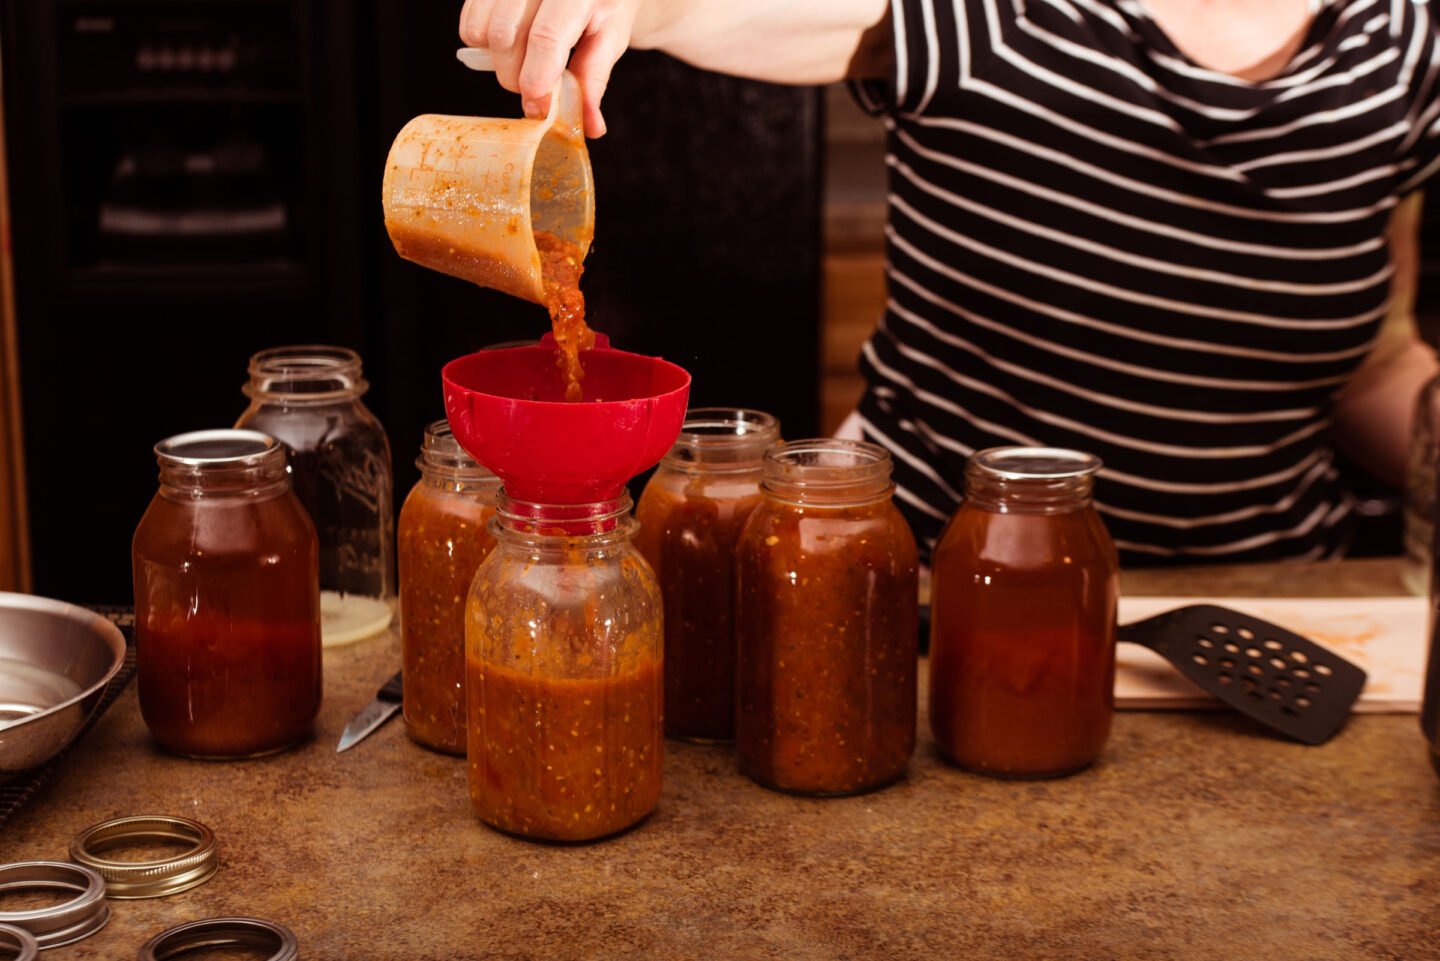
xmin=459 ymin=0 xmax=646 ymax=138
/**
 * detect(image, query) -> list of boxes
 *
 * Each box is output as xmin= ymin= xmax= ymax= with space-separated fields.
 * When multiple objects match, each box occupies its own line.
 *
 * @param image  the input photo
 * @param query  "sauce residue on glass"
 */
xmin=535 ymin=230 xmax=595 ymax=402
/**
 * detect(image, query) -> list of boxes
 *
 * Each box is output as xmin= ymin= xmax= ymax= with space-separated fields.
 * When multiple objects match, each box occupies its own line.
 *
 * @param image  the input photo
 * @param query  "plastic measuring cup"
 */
xmin=381 ymin=49 xmax=594 ymax=303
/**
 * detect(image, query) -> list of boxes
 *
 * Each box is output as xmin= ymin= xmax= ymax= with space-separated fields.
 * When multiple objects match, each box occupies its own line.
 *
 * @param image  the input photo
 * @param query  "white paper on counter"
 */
xmin=1117 ymin=596 xmax=1430 ymax=713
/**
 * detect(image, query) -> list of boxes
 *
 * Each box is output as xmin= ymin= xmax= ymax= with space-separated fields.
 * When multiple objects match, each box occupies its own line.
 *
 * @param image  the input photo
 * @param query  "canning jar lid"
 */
xmin=69 ymin=815 xmax=218 ymax=900
xmin=154 ymin=429 xmax=284 ymax=470
xmin=968 ymin=446 xmax=1102 ymax=481
xmin=0 ymin=861 xmax=110 ymax=949
xmin=0 ymin=922 xmax=38 ymax=961
xmin=139 ymin=917 xmax=298 ymax=961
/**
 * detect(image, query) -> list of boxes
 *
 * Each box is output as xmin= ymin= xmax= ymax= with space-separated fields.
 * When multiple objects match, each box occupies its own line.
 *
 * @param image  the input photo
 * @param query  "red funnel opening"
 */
xmin=442 ymin=345 xmax=691 ymax=504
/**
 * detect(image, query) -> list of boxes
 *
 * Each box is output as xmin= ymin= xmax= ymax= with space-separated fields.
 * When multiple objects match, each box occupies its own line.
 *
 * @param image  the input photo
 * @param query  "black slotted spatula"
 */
xmin=1118 ymin=604 xmax=1367 ymax=745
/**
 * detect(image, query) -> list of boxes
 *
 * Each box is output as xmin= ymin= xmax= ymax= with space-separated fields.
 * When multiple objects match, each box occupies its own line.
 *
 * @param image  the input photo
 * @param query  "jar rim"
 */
xmin=969 ymin=446 xmax=1103 ymax=482
xmin=677 ymin=408 xmax=779 ymax=444
xmin=243 ymin=345 xmax=368 ymax=405
xmin=765 ymin=438 xmax=891 ymax=482
xmin=155 ymin=430 xmax=284 ymax=469
xmin=418 ymin=419 xmax=497 ymax=479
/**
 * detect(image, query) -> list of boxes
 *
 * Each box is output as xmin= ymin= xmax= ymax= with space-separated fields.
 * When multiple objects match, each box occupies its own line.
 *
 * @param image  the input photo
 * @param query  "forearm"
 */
xmin=634 ymin=0 xmax=892 ymax=84
xmin=1332 ymin=336 xmax=1438 ymax=490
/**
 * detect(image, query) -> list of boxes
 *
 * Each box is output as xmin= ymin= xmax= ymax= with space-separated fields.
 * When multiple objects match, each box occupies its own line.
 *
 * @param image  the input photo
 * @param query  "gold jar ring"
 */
xmin=69 ymin=814 xmax=217 ymax=900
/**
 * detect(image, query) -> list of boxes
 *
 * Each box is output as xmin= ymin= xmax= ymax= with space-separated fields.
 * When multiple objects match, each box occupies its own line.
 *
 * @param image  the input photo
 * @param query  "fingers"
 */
xmin=458 ymin=0 xmax=493 ymax=46
xmin=518 ymin=0 xmax=592 ymax=113
xmin=458 ymin=0 xmax=635 ymax=136
xmin=567 ymin=15 xmax=633 ymax=138
xmin=486 ymin=0 xmax=543 ymax=96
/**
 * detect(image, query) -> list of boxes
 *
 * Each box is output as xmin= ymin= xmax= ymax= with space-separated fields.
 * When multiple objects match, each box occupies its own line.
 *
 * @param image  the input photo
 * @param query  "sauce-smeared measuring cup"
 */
xmin=381 ymin=49 xmax=594 ymax=303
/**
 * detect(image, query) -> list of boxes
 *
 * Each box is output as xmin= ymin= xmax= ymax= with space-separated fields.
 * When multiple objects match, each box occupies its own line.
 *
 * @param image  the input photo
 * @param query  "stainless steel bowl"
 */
xmin=0 ymin=593 xmax=126 ymax=779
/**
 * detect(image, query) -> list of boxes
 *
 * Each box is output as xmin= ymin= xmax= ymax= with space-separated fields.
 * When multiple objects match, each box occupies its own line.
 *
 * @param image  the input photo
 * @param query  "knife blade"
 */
xmin=336 ymin=671 xmax=403 ymax=753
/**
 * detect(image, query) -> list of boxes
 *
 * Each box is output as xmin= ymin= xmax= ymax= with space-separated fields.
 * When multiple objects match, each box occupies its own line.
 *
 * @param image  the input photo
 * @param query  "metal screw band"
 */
xmin=69 ymin=815 xmax=218 ymax=900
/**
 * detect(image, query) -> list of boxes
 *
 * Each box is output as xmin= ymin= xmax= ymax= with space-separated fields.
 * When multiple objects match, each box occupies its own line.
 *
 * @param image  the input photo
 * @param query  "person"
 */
xmin=457 ymin=0 xmax=1440 ymax=564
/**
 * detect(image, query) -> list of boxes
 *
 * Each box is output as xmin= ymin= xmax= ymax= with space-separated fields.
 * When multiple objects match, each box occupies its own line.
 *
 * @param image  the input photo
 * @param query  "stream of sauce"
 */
xmin=535 ymin=231 xmax=595 ymax=402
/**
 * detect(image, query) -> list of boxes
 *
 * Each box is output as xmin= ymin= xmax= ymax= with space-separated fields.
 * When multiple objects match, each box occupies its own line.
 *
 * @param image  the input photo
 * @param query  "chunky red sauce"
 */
xmin=398 ymin=480 xmax=497 ymax=754
xmin=535 ymin=230 xmax=594 ymax=402
xmin=735 ymin=500 xmax=918 ymax=795
xmin=467 ymin=658 xmax=662 ymax=841
xmin=929 ymin=507 xmax=1117 ymax=778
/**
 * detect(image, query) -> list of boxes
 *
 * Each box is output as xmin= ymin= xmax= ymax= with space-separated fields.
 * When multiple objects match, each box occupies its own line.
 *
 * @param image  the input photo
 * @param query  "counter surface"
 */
xmin=3 ymin=559 xmax=1438 ymax=960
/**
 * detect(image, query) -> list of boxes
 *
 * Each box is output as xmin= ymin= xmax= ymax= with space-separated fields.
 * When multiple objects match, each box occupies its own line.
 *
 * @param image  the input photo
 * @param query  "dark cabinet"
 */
xmin=1 ymin=0 xmax=821 ymax=602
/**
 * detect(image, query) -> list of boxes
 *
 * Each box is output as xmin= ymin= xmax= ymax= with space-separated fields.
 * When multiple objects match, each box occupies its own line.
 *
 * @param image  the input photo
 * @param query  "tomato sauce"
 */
xmin=137 ymin=611 xmax=322 ymax=759
xmin=928 ymin=450 xmax=1118 ymax=779
xmin=398 ymin=474 xmax=497 ymax=754
xmin=467 ymin=658 xmax=662 ymax=841
xmin=736 ymin=495 xmax=918 ymax=795
xmin=534 ymin=230 xmax=594 ymax=402
xmin=635 ymin=478 xmax=762 ymax=741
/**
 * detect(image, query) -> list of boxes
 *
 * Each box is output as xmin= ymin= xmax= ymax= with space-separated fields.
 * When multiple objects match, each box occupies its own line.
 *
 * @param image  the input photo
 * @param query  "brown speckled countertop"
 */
xmin=3 ymin=559 xmax=1439 ymax=960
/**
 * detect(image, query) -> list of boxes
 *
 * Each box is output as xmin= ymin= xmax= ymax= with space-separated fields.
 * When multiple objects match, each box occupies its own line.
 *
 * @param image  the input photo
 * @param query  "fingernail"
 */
xmin=522 ymin=98 xmax=540 ymax=117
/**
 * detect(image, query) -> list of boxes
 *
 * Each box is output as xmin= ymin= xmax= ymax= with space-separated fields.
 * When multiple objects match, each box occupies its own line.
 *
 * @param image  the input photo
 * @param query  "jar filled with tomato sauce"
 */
xmin=929 ymin=447 xmax=1119 ymax=779
xmin=132 ymin=430 xmax=322 ymax=759
xmin=634 ymin=408 xmax=779 ymax=742
xmin=466 ymin=493 xmax=662 ymax=841
xmin=735 ymin=440 xmax=919 ymax=796
xmin=398 ymin=420 xmax=500 ymax=754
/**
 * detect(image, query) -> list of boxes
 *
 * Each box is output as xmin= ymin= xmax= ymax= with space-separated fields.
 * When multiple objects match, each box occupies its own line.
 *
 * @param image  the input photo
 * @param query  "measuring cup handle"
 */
xmin=456 ymin=47 xmax=496 ymax=71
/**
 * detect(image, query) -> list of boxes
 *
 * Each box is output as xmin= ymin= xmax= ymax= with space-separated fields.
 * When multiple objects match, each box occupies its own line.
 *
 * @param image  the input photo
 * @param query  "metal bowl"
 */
xmin=0 ymin=593 xmax=126 ymax=779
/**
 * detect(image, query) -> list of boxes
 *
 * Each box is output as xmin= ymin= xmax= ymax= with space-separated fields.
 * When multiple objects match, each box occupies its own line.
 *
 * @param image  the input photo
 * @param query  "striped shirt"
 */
xmin=851 ymin=0 xmax=1440 ymax=565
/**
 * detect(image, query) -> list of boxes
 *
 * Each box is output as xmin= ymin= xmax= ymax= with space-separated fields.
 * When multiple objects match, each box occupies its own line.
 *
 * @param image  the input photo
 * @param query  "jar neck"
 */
xmin=660 ymin=408 xmax=780 ymax=475
xmin=155 ymin=430 xmax=290 ymax=498
xmin=963 ymin=447 xmax=1101 ymax=514
xmin=243 ymin=345 xmax=368 ymax=407
xmin=420 ymin=466 xmax=501 ymax=498
xmin=416 ymin=418 xmax=497 ymax=492
xmin=493 ymin=492 xmax=634 ymax=541
xmin=760 ymin=439 xmax=894 ymax=508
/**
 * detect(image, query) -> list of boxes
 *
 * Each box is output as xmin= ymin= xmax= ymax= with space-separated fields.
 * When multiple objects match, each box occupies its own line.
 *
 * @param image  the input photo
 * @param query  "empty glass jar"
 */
xmin=236 ymin=346 xmax=395 ymax=645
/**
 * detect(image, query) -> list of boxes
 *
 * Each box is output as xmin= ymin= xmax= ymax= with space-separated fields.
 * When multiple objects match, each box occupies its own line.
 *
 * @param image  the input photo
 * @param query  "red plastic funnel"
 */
xmin=442 ymin=342 xmax=691 ymax=504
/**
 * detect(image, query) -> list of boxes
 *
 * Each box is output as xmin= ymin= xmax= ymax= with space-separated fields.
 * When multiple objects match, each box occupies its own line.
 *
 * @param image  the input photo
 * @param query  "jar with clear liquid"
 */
xmin=236 ymin=346 xmax=396 ymax=645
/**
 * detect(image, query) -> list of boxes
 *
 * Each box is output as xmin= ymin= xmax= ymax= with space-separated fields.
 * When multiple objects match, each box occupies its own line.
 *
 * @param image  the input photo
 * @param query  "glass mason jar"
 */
xmin=132 ymin=430 xmax=322 ymax=759
xmin=466 ymin=493 xmax=663 ymax=841
xmin=236 ymin=345 xmax=395 ymax=646
xmin=929 ymin=447 xmax=1119 ymax=779
xmin=1403 ymin=374 xmax=1440 ymax=595
xmin=398 ymin=420 xmax=501 ymax=755
xmin=735 ymin=440 xmax=919 ymax=796
xmin=634 ymin=407 xmax=780 ymax=743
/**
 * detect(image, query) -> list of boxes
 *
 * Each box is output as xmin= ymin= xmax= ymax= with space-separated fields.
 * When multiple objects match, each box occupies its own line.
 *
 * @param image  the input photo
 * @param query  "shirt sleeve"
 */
xmin=850 ymin=0 xmax=964 ymax=117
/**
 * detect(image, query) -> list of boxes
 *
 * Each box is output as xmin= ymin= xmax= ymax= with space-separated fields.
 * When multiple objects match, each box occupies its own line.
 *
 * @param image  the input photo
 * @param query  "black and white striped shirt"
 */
xmin=852 ymin=0 xmax=1440 ymax=564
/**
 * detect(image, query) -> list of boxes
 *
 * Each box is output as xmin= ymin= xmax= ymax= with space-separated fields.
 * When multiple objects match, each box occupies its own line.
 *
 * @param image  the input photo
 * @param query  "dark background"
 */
xmin=1 ymin=0 xmax=822 ymax=603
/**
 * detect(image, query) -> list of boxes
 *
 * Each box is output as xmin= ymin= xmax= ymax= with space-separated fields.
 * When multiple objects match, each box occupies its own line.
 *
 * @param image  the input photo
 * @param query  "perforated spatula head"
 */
xmin=1117 ymin=604 xmax=1366 ymax=745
